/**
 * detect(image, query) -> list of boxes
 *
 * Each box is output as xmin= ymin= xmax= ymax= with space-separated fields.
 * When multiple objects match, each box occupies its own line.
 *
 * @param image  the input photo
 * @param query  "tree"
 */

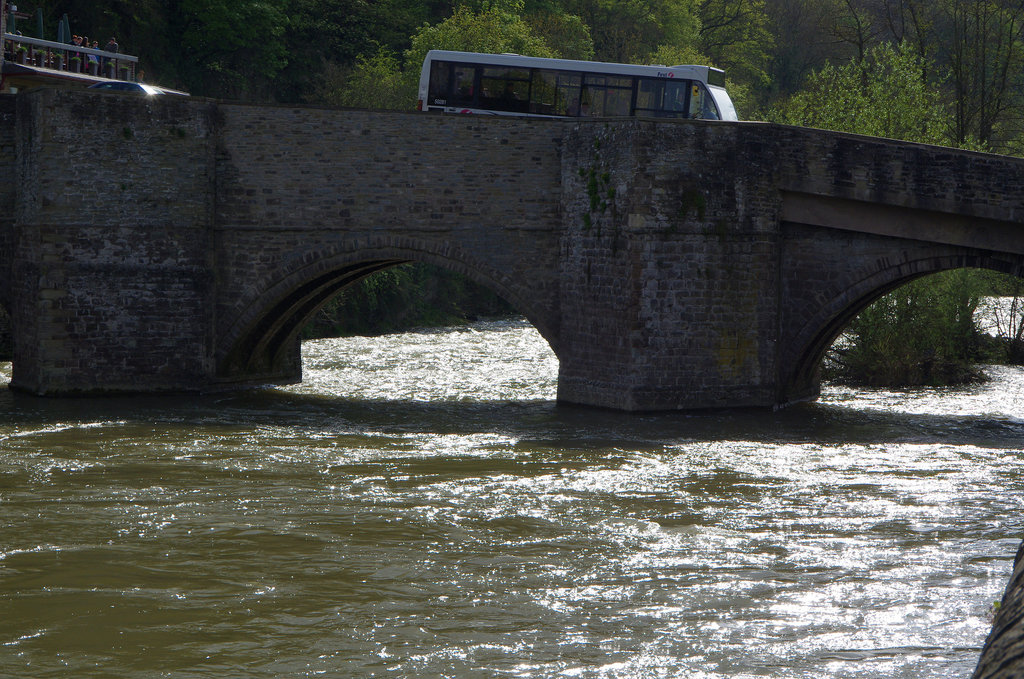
xmin=939 ymin=0 xmax=1024 ymax=148
xmin=525 ymin=9 xmax=595 ymax=60
xmin=313 ymin=49 xmax=415 ymax=110
xmin=560 ymin=0 xmax=701 ymax=62
xmin=976 ymin=271 xmax=1024 ymax=364
xmin=827 ymin=271 xmax=987 ymax=386
xmin=405 ymin=1 xmax=555 ymax=68
xmin=773 ymin=42 xmax=990 ymax=386
xmin=697 ymin=0 xmax=774 ymax=91
xmin=821 ymin=0 xmax=884 ymax=60
xmin=762 ymin=0 xmax=853 ymax=102
xmin=169 ymin=0 xmax=289 ymax=99
xmin=773 ymin=40 xmax=948 ymax=144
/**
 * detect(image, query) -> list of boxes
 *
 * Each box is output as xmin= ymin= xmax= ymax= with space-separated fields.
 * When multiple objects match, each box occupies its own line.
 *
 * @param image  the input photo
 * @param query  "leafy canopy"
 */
xmin=773 ymin=41 xmax=949 ymax=145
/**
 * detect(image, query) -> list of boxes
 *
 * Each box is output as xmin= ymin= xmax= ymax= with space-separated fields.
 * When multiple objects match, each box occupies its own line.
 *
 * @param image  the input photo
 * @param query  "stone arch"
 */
xmin=215 ymin=235 xmax=561 ymax=384
xmin=779 ymin=249 xmax=1024 ymax=404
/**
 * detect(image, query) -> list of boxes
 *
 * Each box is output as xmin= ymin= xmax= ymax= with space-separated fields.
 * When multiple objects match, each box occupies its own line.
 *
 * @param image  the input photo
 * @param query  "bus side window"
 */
xmin=665 ymin=80 xmax=689 ymax=113
xmin=531 ymin=70 xmax=556 ymax=115
xmin=583 ymin=75 xmax=631 ymax=116
xmin=451 ymin=66 xmax=476 ymax=107
xmin=480 ymin=67 xmax=530 ymax=113
xmin=556 ymin=73 xmax=581 ymax=115
xmin=635 ymin=78 xmax=663 ymax=113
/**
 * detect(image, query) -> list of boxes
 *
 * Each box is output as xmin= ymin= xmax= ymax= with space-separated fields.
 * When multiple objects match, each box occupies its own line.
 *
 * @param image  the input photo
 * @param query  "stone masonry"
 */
xmin=4 ymin=88 xmax=1024 ymax=411
xmin=8 ymin=85 xmax=1024 ymax=678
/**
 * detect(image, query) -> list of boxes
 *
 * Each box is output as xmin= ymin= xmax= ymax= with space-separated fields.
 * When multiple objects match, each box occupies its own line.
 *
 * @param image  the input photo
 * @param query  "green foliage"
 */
xmin=696 ymin=0 xmax=773 ymax=88
xmin=172 ymin=0 xmax=289 ymax=98
xmin=525 ymin=10 xmax=595 ymax=60
xmin=561 ymin=0 xmax=700 ymax=62
xmin=316 ymin=49 xmax=417 ymax=110
xmin=825 ymin=270 xmax=988 ymax=386
xmin=772 ymin=41 xmax=949 ymax=145
xmin=648 ymin=44 xmax=708 ymax=68
xmin=405 ymin=3 xmax=556 ymax=68
xmin=300 ymin=263 xmax=515 ymax=339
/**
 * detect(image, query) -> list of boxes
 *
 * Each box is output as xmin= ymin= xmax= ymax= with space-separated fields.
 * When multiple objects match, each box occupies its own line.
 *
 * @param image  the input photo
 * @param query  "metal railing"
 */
xmin=2 ymin=32 xmax=138 ymax=81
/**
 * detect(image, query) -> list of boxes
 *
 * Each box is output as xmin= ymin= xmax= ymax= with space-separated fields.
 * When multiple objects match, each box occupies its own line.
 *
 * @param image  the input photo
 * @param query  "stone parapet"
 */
xmin=3 ymin=91 xmax=1024 ymax=410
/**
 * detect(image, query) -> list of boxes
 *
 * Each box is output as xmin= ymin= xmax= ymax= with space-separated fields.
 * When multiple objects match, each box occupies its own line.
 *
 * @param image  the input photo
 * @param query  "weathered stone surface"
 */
xmin=5 ymin=88 xmax=1024 ymax=674
xmin=4 ymin=89 xmax=1024 ymax=411
xmin=975 ymin=541 xmax=1024 ymax=679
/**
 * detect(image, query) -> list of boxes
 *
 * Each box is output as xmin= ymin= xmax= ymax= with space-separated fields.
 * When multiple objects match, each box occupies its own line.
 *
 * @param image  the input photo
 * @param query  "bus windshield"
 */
xmin=418 ymin=51 xmax=737 ymax=122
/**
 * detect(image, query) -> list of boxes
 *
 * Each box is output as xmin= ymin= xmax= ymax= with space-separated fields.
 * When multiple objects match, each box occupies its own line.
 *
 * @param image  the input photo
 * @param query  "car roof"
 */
xmin=87 ymin=81 xmax=166 ymax=95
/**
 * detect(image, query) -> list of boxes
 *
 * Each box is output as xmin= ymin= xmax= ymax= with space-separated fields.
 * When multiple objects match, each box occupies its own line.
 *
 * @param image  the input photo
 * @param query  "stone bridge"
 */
xmin=3 ymin=88 xmax=1024 ymax=412
xmin=4 ymin=88 xmax=1024 ymax=677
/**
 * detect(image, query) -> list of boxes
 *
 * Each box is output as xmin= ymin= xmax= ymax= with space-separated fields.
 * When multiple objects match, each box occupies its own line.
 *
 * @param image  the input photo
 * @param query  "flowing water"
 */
xmin=1 ymin=319 xmax=1023 ymax=678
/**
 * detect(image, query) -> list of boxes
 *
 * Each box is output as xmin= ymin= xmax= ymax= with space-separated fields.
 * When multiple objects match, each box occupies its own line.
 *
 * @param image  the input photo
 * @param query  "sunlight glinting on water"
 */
xmin=0 ymin=319 xmax=1022 ymax=677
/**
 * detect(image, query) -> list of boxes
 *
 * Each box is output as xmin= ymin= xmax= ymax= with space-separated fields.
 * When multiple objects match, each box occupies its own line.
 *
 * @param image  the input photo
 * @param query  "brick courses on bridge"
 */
xmin=211 ymin=104 xmax=566 ymax=384
xmin=4 ymin=88 xmax=1024 ymax=411
xmin=8 ymin=85 xmax=1024 ymax=678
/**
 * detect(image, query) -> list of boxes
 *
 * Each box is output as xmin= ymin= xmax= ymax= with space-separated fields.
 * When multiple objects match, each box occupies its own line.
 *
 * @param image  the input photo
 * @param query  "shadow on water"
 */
xmin=0 ymin=383 xmax=1021 ymax=451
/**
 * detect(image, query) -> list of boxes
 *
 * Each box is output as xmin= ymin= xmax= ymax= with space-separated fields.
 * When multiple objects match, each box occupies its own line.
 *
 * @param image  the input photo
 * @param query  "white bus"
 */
xmin=418 ymin=50 xmax=738 ymax=121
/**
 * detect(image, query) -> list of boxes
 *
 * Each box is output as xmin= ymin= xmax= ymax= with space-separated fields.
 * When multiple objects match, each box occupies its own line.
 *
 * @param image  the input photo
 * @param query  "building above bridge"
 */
xmin=1 ymin=2 xmax=139 ymax=94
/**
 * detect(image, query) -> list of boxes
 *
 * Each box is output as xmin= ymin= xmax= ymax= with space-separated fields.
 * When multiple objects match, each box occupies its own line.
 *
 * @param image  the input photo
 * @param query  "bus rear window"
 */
xmin=428 ymin=61 xmax=450 ymax=106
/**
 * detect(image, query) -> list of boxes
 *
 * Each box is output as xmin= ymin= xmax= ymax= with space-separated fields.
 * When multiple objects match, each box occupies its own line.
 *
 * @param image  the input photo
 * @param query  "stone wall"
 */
xmin=0 ymin=94 xmax=15 ymax=294
xmin=557 ymin=120 xmax=781 ymax=410
xmin=8 ymin=90 xmax=1024 ymax=408
xmin=975 ymin=542 xmax=1024 ymax=678
xmin=10 ymin=88 xmax=217 ymax=393
xmin=0 ymin=95 xmax=16 ymax=356
xmin=210 ymin=105 xmax=567 ymax=384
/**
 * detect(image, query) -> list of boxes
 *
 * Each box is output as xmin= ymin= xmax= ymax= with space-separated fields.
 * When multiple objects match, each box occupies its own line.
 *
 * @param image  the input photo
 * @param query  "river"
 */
xmin=1 ymin=319 xmax=1022 ymax=678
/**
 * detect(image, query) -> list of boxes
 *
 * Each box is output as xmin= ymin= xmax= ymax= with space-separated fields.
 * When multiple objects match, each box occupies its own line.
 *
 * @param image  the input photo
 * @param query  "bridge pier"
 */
xmin=556 ymin=121 xmax=780 ymax=410
xmin=7 ymin=89 xmax=219 ymax=394
xmin=974 ymin=540 xmax=1024 ymax=678
xmin=6 ymin=90 xmax=1024 ymax=411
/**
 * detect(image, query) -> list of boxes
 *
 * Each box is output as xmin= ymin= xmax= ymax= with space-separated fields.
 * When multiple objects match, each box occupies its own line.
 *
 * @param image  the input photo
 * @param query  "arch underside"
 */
xmin=779 ymin=238 xmax=1024 ymax=404
xmin=214 ymin=240 xmax=560 ymax=385
xmin=219 ymin=258 xmax=405 ymax=381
